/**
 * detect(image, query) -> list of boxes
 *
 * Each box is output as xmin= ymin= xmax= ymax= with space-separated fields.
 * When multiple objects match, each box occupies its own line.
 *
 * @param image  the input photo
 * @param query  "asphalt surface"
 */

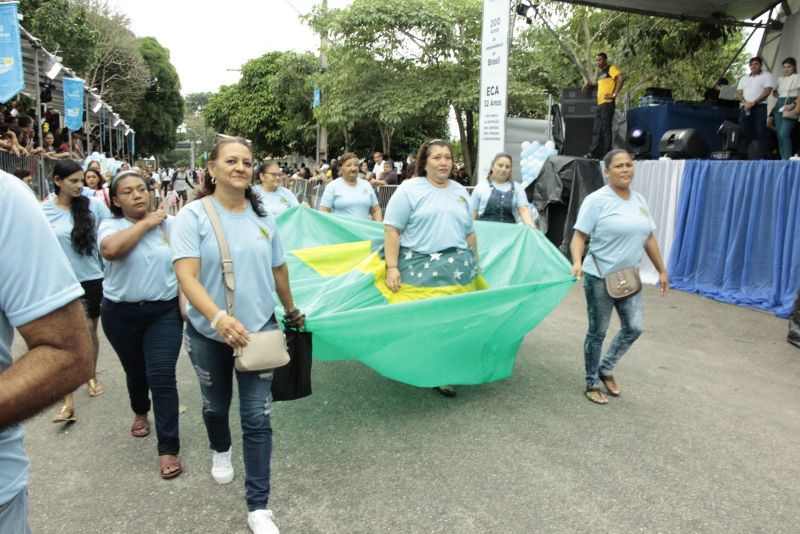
xmin=15 ymin=285 xmax=800 ymax=533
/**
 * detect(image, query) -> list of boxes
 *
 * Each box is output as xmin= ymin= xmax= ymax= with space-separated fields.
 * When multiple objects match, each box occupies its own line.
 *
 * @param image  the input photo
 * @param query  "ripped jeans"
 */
xmin=184 ymin=321 xmax=276 ymax=512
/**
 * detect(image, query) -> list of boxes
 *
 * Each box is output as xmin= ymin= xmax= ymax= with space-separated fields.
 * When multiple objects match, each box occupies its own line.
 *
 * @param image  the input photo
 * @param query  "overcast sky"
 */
xmin=111 ymin=0 xmax=353 ymax=95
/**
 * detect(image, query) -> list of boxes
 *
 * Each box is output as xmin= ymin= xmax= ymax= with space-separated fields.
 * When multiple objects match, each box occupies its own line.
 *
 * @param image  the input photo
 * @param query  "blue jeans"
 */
xmin=101 ymin=298 xmax=182 ymax=456
xmin=738 ymin=103 xmax=769 ymax=159
xmin=184 ymin=321 xmax=276 ymax=512
xmin=582 ymin=273 xmax=644 ymax=389
xmin=773 ymin=97 xmax=797 ymax=159
xmin=0 ymin=488 xmax=31 ymax=534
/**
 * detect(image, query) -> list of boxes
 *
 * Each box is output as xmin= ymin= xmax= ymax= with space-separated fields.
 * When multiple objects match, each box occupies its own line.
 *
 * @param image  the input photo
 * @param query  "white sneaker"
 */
xmin=211 ymin=448 xmax=234 ymax=484
xmin=248 ymin=509 xmax=279 ymax=534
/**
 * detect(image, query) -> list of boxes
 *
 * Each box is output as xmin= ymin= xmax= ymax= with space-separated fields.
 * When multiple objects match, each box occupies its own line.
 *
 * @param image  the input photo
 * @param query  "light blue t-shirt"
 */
xmin=384 ymin=177 xmax=474 ymax=253
xmin=319 ymin=177 xmax=379 ymax=219
xmin=574 ymin=185 xmax=656 ymax=277
xmin=253 ymin=185 xmax=300 ymax=217
xmin=99 ymin=217 xmax=178 ymax=302
xmin=0 ymin=172 xmax=84 ymax=506
xmin=42 ymin=197 xmax=111 ymax=282
xmin=171 ymin=197 xmax=286 ymax=341
xmin=469 ymin=180 xmax=529 ymax=218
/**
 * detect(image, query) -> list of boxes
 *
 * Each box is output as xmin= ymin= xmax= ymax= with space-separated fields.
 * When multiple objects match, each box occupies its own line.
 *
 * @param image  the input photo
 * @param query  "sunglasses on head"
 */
xmin=213 ymin=133 xmax=252 ymax=148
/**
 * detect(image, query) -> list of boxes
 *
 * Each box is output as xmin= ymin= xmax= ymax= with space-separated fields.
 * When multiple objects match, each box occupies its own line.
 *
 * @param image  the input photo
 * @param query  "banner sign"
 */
xmin=63 ymin=77 xmax=84 ymax=131
xmin=0 ymin=2 xmax=24 ymax=103
xmin=477 ymin=0 xmax=510 ymax=181
xmin=130 ymin=132 xmax=135 ymax=159
xmin=313 ymin=85 xmax=320 ymax=108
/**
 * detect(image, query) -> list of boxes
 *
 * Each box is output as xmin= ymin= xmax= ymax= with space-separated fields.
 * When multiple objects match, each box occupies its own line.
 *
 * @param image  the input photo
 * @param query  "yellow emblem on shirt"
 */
xmin=259 ymin=226 xmax=271 ymax=240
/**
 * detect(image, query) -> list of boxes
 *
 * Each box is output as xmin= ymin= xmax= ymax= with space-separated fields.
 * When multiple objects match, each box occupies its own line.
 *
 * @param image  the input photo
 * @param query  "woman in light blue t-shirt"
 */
xmin=319 ymin=152 xmax=383 ymax=220
xmin=172 ymin=136 xmax=305 ymax=533
xmin=384 ymin=139 xmax=482 ymax=399
xmin=99 ymin=170 xmax=183 ymax=479
xmin=252 ymin=162 xmax=300 ymax=217
xmin=42 ymin=160 xmax=111 ymax=423
xmin=570 ymin=150 xmax=669 ymax=405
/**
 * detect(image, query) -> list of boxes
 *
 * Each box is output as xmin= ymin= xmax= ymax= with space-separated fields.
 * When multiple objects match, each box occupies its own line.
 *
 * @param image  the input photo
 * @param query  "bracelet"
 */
xmin=209 ymin=310 xmax=227 ymax=330
xmin=386 ymin=265 xmax=398 ymax=270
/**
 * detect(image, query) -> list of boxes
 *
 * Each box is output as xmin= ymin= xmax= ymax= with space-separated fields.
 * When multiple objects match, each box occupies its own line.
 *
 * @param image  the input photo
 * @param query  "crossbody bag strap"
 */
xmin=591 ymin=253 xmax=604 ymax=277
xmin=201 ymin=197 xmax=235 ymax=317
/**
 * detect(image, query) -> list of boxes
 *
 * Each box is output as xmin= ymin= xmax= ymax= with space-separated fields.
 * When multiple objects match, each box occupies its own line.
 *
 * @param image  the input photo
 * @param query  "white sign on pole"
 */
xmin=477 ymin=0 xmax=510 ymax=182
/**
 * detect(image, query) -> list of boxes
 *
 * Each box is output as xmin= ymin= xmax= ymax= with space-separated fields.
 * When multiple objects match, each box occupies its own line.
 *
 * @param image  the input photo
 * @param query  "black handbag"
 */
xmin=272 ymin=323 xmax=313 ymax=401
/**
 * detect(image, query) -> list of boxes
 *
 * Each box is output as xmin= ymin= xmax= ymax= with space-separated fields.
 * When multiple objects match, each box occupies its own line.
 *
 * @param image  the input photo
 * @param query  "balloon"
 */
xmin=521 ymin=141 xmax=531 ymax=151
xmin=545 ymin=140 xmax=556 ymax=150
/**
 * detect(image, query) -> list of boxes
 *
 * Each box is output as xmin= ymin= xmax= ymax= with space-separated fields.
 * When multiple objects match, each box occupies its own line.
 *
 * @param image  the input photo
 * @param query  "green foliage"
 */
xmin=129 ymin=37 xmax=184 ymax=156
xmin=203 ymin=51 xmax=318 ymax=157
xmin=20 ymin=0 xmax=100 ymax=74
xmin=184 ymin=92 xmax=214 ymax=114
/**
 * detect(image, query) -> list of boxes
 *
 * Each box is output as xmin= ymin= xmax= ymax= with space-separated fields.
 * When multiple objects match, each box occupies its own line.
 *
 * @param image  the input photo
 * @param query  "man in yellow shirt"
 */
xmin=583 ymin=53 xmax=624 ymax=159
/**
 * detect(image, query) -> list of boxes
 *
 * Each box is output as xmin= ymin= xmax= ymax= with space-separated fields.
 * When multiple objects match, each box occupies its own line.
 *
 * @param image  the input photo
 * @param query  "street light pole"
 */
xmin=316 ymin=0 xmax=329 ymax=166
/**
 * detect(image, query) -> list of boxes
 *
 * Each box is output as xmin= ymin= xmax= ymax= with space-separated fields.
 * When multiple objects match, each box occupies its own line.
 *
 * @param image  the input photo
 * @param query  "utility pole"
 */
xmin=316 ymin=0 xmax=329 ymax=166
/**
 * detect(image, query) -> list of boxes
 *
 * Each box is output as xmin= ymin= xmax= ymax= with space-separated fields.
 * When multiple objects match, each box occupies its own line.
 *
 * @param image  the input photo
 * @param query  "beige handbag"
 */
xmin=592 ymin=254 xmax=642 ymax=299
xmin=782 ymin=106 xmax=800 ymax=119
xmin=202 ymin=197 xmax=290 ymax=372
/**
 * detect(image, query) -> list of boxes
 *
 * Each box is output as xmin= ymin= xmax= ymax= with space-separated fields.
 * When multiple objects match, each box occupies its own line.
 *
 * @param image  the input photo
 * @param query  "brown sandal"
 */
xmin=52 ymin=404 xmax=76 ymax=423
xmin=599 ymin=373 xmax=621 ymax=396
xmin=159 ymin=456 xmax=183 ymax=479
xmin=131 ymin=416 xmax=150 ymax=437
xmin=585 ymin=387 xmax=608 ymax=405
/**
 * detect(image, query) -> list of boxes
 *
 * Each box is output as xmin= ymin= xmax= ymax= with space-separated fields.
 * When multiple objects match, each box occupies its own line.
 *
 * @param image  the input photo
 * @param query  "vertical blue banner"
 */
xmin=63 ymin=78 xmax=84 ymax=131
xmin=0 ymin=2 xmax=24 ymax=103
xmin=313 ymin=85 xmax=320 ymax=108
xmin=130 ymin=132 xmax=135 ymax=160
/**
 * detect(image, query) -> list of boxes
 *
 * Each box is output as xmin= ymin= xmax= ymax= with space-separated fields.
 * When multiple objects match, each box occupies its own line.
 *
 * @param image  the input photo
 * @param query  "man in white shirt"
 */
xmin=737 ymin=56 xmax=774 ymax=159
xmin=372 ymin=151 xmax=386 ymax=182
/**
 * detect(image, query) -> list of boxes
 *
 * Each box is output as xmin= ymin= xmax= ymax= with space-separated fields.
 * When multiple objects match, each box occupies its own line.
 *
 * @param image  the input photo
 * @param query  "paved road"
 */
xmin=16 ymin=285 xmax=800 ymax=533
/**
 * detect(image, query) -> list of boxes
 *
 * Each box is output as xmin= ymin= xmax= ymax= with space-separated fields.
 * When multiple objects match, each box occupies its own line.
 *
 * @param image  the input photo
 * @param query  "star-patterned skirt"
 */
xmin=397 ymin=247 xmax=479 ymax=287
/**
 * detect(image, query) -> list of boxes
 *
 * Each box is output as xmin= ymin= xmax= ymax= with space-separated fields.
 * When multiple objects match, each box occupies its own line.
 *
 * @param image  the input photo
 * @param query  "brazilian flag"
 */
xmin=274 ymin=206 xmax=574 ymax=387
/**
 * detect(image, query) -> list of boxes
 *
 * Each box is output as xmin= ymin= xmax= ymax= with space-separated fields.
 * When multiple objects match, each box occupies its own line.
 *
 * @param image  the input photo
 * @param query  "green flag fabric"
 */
xmin=274 ymin=206 xmax=575 ymax=387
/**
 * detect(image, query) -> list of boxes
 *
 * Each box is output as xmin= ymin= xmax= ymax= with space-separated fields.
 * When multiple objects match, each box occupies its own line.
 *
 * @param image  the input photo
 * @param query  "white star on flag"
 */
xmin=464 ymin=260 xmax=470 ymax=266
xmin=424 ymin=262 xmax=430 ymax=269
xmin=405 ymin=250 xmax=413 ymax=260
xmin=432 ymin=271 xmax=439 ymax=277
xmin=457 ymin=249 xmax=465 ymax=255
xmin=409 ymin=270 xmax=415 ymax=277
xmin=417 ymin=273 xmax=423 ymax=278
xmin=454 ymin=269 xmax=463 ymax=279
xmin=429 ymin=252 xmax=442 ymax=261
xmin=448 ymin=257 xmax=455 ymax=264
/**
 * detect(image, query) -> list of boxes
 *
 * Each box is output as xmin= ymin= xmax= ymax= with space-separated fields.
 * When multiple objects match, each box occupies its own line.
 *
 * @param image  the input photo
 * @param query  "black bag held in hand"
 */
xmin=272 ymin=321 xmax=313 ymax=401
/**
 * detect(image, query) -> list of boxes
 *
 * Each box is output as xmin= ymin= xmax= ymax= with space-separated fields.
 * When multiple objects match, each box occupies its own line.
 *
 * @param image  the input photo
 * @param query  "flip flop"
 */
xmin=599 ymin=373 xmax=621 ymax=396
xmin=87 ymin=378 xmax=104 ymax=397
xmin=160 ymin=457 xmax=183 ymax=480
xmin=131 ymin=417 xmax=150 ymax=437
xmin=585 ymin=387 xmax=608 ymax=405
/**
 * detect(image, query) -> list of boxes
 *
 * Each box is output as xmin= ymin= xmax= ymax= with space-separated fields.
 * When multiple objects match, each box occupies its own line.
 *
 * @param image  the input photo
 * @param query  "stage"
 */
xmin=532 ymin=158 xmax=800 ymax=318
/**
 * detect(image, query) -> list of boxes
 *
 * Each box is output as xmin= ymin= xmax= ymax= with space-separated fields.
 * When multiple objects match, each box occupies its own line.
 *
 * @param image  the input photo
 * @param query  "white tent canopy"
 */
xmin=548 ymin=1 xmax=782 ymax=25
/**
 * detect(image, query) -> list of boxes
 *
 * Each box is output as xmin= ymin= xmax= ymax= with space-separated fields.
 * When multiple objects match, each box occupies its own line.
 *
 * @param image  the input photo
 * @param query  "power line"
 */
xmin=283 ymin=0 xmax=302 ymax=15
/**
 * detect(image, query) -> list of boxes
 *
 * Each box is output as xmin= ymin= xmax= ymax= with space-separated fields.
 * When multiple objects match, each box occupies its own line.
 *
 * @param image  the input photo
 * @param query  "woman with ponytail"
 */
xmin=42 ymin=159 xmax=111 ymax=422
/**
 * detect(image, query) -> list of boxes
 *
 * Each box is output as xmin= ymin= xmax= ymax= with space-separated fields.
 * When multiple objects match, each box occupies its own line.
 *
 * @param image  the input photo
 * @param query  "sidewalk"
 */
xmin=18 ymin=285 xmax=800 ymax=533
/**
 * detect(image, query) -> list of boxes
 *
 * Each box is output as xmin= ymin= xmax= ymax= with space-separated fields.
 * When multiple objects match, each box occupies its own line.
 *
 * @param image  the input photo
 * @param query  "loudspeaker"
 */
xmin=562 ymin=100 xmax=597 ymax=118
xmin=562 ymin=117 xmax=594 ymax=157
xmin=658 ymin=128 xmax=709 ymax=159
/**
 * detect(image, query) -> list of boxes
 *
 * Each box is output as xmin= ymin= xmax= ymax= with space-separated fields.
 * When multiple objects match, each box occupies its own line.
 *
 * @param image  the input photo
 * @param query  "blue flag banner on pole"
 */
xmin=130 ymin=132 xmax=135 ymax=159
xmin=0 ymin=2 xmax=24 ymax=104
xmin=63 ymin=78 xmax=84 ymax=131
xmin=313 ymin=85 xmax=320 ymax=108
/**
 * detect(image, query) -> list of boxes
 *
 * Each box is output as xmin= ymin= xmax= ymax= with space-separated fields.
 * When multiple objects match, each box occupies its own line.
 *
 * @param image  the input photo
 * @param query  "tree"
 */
xmin=203 ymin=51 xmax=318 ymax=157
xmin=309 ymin=0 xmax=483 ymax=177
xmin=129 ymin=37 xmax=184 ymax=156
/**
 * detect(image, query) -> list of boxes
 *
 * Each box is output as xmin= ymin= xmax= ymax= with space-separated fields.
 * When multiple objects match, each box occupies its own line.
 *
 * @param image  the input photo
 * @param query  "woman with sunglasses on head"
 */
xmin=41 ymin=160 xmax=112 ymax=422
xmin=171 ymin=135 xmax=305 ymax=534
xmin=98 ymin=170 xmax=183 ymax=479
xmin=383 ymin=139 xmax=481 ymax=398
xmin=469 ymin=152 xmax=537 ymax=228
xmin=252 ymin=162 xmax=299 ymax=217
xmin=319 ymin=152 xmax=383 ymax=220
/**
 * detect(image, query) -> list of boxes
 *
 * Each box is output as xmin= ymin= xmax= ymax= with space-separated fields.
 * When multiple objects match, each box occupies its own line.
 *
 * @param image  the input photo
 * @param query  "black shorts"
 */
xmin=80 ymin=278 xmax=103 ymax=319
xmin=176 ymin=189 xmax=188 ymax=201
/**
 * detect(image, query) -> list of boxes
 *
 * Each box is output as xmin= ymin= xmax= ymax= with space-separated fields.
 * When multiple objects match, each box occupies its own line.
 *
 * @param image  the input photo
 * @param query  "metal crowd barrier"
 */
xmin=0 ymin=151 xmax=53 ymax=199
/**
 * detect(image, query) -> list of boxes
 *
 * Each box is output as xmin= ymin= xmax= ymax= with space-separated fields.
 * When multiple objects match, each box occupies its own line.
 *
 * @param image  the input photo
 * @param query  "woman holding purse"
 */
xmin=171 ymin=135 xmax=304 ymax=534
xmin=773 ymin=57 xmax=799 ymax=160
xmin=569 ymin=150 xmax=668 ymax=405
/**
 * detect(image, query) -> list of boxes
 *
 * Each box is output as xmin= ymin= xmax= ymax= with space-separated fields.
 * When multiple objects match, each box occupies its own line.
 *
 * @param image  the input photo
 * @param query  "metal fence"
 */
xmin=0 ymin=151 xmax=58 ymax=199
xmin=283 ymin=177 xmax=475 ymax=212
